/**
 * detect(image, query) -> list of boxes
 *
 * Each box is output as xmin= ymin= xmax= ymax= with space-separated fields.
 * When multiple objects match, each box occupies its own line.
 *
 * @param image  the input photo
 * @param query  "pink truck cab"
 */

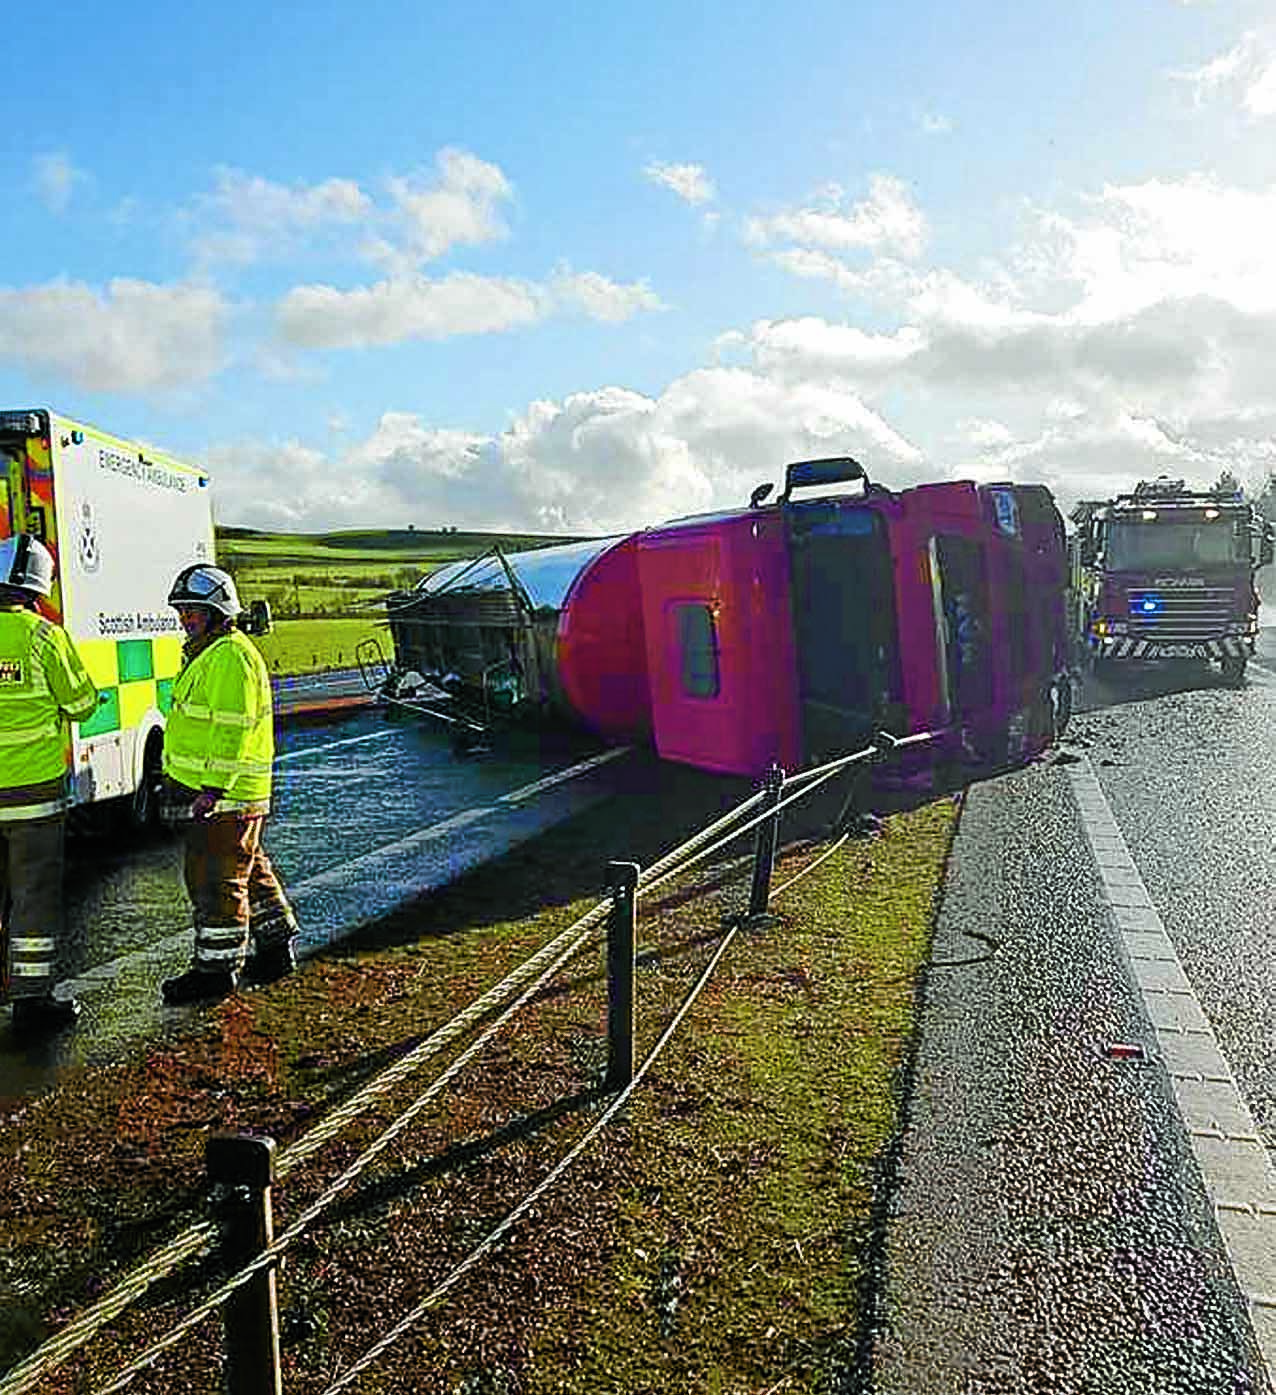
xmin=630 ymin=458 xmax=1070 ymax=777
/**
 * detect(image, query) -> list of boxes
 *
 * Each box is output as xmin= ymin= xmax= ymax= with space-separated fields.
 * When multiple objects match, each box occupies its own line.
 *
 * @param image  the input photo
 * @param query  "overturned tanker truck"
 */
xmin=380 ymin=458 xmax=1072 ymax=778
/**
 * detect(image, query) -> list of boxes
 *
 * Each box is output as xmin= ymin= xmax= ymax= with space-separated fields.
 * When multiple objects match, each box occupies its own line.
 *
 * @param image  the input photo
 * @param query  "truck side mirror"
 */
xmin=1260 ymin=525 xmax=1274 ymax=568
xmin=239 ymin=598 xmax=272 ymax=636
xmin=1078 ymin=536 xmax=1097 ymax=566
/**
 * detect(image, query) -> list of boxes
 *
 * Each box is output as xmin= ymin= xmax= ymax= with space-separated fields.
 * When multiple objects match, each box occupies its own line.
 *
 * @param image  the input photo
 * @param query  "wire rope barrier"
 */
xmin=320 ymin=911 xmax=747 ymax=1393
xmin=317 ymin=736 xmax=936 ymax=1390
xmin=1 ymin=731 xmax=933 ymax=1395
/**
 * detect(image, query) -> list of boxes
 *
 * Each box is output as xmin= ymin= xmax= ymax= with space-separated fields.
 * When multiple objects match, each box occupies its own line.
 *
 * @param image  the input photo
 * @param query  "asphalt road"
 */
xmin=874 ymin=756 xmax=1266 ymax=1392
xmin=1072 ymin=642 xmax=1276 ymax=1147
xmin=873 ymin=632 xmax=1276 ymax=1391
xmin=1 ymin=706 xmax=631 ymax=1100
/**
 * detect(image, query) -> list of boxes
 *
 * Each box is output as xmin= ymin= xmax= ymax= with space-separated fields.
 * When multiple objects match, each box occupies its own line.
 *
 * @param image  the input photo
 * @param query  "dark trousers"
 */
xmin=184 ymin=814 xmax=297 ymax=975
xmin=1 ymin=815 xmax=72 ymax=1001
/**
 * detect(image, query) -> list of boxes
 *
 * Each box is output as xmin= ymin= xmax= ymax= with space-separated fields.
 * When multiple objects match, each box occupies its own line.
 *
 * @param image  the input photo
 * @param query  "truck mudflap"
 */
xmin=1095 ymin=635 xmax=1250 ymax=661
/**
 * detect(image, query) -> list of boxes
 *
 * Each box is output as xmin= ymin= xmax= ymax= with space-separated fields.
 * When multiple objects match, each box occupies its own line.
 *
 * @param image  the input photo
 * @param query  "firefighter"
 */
xmin=0 ymin=534 xmax=99 ymax=1035
xmin=160 ymin=563 xmax=298 ymax=1004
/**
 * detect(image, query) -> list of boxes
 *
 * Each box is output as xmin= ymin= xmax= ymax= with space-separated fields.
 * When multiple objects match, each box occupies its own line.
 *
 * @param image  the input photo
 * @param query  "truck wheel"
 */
xmin=1221 ymin=654 xmax=1247 ymax=687
xmin=130 ymin=732 xmax=164 ymax=831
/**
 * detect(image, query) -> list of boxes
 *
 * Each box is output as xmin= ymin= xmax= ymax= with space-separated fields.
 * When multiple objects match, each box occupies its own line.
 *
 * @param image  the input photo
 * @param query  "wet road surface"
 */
xmin=875 ymin=752 xmax=1270 ymax=1392
xmin=1069 ymin=638 xmax=1276 ymax=1152
xmin=1 ymin=707 xmax=632 ymax=1099
xmin=875 ymin=630 xmax=1276 ymax=1390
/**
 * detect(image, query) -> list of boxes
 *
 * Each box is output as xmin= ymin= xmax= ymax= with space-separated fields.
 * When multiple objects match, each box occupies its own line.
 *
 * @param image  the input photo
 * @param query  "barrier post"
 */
xmin=206 ymin=1133 xmax=282 ymax=1395
xmin=605 ymin=861 xmax=640 ymax=1092
xmin=746 ymin=764 xmax=785 ymax=925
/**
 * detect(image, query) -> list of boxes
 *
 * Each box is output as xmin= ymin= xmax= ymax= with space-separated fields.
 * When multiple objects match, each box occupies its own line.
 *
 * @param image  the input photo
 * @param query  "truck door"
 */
xmin=929 ymin=533 xmax=993 ymax=727
xmin=787 ymin=501 xmax=902 ymax=763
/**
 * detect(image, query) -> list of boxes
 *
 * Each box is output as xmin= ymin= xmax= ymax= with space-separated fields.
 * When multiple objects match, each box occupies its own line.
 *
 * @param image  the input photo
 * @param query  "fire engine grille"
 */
xmin=1126 ymin=586 xmax=1235 ymax=638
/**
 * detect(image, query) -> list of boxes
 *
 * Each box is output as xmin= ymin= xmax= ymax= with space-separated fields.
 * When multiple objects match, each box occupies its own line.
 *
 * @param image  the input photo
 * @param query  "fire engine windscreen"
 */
xmin=1105 ymin=520 xmax=1249 ymax=570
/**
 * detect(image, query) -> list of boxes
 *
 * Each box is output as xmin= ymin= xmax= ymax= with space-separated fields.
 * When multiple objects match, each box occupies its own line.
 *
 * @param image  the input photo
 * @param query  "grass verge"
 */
xmin=0 ymin=772 xmax=956 ymax=1394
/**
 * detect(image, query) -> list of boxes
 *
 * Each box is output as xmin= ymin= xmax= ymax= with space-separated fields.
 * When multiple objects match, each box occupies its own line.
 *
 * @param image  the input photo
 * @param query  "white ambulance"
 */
xmin=0 ymin=407 xmax=216 ymax=826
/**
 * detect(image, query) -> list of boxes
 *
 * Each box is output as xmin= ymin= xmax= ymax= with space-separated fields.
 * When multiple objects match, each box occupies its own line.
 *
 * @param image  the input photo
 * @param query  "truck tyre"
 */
xmin=1221 ymin=654 xmax=1247 ymax=687
xmin=130 ymin=731 xmax=164 ymax=831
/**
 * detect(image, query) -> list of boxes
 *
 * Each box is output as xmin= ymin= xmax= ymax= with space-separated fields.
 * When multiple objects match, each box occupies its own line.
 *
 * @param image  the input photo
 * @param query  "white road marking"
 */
xmin=275 ymin=728 xmax=400 ymax=764
xmin=290 ymin=806 xmax=495 ymax=893
xmin=1069 ymin=759 xmax=1276 ymax=1381
xmin=292 ymin=746 xmax=630 ymax=892
xmin=497 ymin=746 xmax=631 ymax=804
xmin=54 ymin=746 xmax=633 ymax=997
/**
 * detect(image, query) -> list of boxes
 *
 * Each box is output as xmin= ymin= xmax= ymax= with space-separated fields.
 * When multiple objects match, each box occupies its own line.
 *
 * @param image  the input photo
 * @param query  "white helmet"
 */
xmin=0 ymin=534 xmax=55 ymax=597
xmin=168 ymin=563 xmax=241 ymax=620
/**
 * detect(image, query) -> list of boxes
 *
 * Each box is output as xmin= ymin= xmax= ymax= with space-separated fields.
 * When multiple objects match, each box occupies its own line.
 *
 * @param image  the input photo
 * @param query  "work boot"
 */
xmin=161 ymin=968 xmax=239 ymax=1005
xmin=242 ymin=940 xmax=297 ymax=986
xmin=11 ymin=995 xmax=81 ymax=1036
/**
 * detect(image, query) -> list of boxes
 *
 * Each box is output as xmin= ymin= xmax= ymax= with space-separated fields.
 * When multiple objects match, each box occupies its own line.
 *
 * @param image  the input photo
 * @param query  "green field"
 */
xmin=250 ymin=617 xmax=392 ymax=675
xmin=217 ymin=525 xmax=583 ymax=674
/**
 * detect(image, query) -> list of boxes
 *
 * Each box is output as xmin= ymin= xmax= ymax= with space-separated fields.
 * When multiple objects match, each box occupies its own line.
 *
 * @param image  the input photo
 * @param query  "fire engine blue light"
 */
xmin=1139 ymin=595 xmax=1163 ymax=614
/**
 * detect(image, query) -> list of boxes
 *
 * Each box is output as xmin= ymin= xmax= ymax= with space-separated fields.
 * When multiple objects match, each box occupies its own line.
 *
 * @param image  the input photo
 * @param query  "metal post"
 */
xmin=747 ymin=764 xmax=785 ymax=924
xmin=207 ymin=1133 xmax=282 ymax=1395
xmin=605 ymin=861 xmax=640 ymax=1092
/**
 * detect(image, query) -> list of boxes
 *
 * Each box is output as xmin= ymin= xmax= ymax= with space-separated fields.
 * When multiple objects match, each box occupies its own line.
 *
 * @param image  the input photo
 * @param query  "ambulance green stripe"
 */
xmin=80 ymin=688 xmax=120 ymax=737
xmin=117 ymin=638 xmax=154 ymax=683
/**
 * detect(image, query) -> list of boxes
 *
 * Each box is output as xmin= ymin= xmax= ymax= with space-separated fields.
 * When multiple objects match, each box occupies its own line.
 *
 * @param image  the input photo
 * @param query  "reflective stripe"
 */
xmin=213 ymin=798 xmax=269 ymax=816
xmin=13 ymin=937 xmax=55 ymax=953
xmin=197 ymin=924 xmax=248 ymax=944
xmin=0 ymin=797 xmax=70 ymax=821
xmin=178 ymin=703 xmax=212 ymax=718
xmin=12 ymin=963 xmax=52 ymax=977
xmin=0 ymin=721 xmax=60 ymax=744
xmin=166 ymin=754 xmax=206 ymax=775
xmin=206 ymin=755 xmax=272 ymax=776
xmin=64 ymin=683 xmax=99 ymax=720
xmin=196 ymin=944 xmax=246 ymax=964
xmin=211 ymin=710 xmax=254 ymax=729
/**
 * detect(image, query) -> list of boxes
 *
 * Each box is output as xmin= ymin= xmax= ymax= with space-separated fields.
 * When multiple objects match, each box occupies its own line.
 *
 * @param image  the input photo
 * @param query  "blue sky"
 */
xmin=3 ymin=0 xmax=1275 ymax=532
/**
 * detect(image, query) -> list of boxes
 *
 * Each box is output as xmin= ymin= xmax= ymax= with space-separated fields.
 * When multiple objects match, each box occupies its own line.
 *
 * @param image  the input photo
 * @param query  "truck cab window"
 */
xmin=676 ymin=603 xmax=720 ymax=699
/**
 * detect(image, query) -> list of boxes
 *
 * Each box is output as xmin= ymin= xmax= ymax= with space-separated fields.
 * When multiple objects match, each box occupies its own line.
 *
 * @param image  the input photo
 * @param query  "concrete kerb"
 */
xmin=1069 ymin=757 xmax=1276 ymax=1385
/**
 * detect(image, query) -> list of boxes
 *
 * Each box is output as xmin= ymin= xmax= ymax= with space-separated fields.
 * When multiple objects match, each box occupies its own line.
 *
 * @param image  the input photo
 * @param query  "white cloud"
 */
xmin=208 ymin=366 xmax=925 ymax=534
xmin=0 ymin=279 xmax=227 ymax=392
xmin=1046 ymin=177 xmax=1276 ymax=320
xmin=549 ymin=269 xmax=666 ymax=322
xmin=276 ymin=266 xmax=664 ymax=348
xmin=741 ymin=317 xmax=925 ymax=386
xmin=1172 ymin=28 xmax=1276 ymax=117
xmin=191 ymin=167 xmax=372 ymax=264
xmin=957 ymin=418 xmax=1013 ymax=448
xmin=276 ymin=273 xmax=545 ymax=349
xmin=33 ymin=152 xmax=84 ymax=214
xmin=746 ymin=174 xmax=927 ymax=260
xmin=643 ymin=161 xmax=716 ymax=205
xmin=237 ymin=160 xmax=1276 ymax=529
xmin=378 ymin=148 xmax=514 ymax=268
xmin=188 ymin=148 xmax=511 ymax=270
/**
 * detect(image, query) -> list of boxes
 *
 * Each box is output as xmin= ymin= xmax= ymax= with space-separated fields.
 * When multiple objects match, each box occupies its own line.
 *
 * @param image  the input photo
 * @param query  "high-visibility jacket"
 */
xmin=0 ymin=605 xmax=99 ymax=820
xmin=163 ymin=629 xmax=274 ymax=805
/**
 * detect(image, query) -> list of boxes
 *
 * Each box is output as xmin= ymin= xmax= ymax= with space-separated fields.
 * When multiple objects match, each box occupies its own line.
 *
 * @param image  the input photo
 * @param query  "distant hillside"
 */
xmin=213 ymin=524 xmax=597 ymax=622
xmin=215 ymin=525 xmax=590 ymax=556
